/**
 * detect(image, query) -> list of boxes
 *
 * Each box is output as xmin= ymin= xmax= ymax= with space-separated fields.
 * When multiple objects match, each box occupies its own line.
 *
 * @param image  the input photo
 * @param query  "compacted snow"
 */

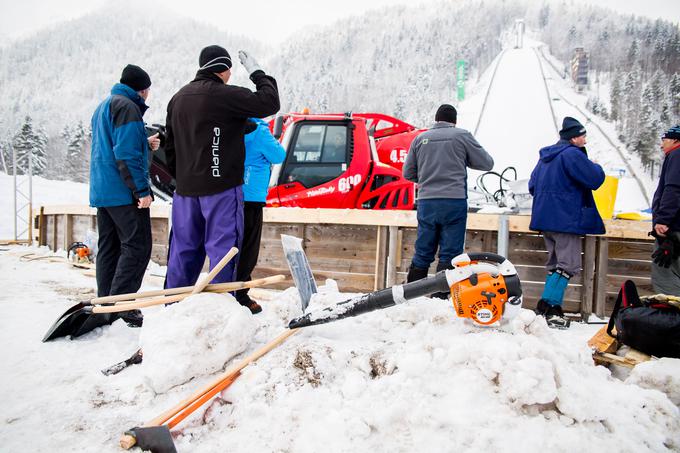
xmin=0 ymin=247 xmax=678 ymax=452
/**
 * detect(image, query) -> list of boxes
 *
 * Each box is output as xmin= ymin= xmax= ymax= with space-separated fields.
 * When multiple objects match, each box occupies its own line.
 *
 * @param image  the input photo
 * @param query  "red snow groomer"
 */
xmin=267 ymin=112 xmax=424 ymax=210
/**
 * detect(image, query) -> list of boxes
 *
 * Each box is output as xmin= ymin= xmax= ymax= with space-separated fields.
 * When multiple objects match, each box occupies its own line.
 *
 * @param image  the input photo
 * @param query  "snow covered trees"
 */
xmin=11 ymin=116 xmax=47 ymax=176
xmin=61 ymin=121 xmax=90 ymax=183
xmin=535 ymin=4 xmax=680 ymax=172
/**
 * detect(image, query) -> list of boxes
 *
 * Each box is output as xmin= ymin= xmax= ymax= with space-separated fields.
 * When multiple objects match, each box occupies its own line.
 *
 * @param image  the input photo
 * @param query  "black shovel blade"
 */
xmin=42 ymin=304 xmax=119 ymax=342
xmin=127 ymin=426 xmax=177 ymax=453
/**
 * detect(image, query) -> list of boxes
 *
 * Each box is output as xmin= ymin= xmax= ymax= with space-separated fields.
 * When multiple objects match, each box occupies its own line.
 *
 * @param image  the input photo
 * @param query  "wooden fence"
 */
xmin=33 ymin=205 xmax=655 ymax=318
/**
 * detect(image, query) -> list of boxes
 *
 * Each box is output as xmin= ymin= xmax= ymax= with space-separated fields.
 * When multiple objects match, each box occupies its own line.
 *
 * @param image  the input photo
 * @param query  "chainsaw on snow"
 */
xmin=289 ymin=252 xmax=523 ymax=329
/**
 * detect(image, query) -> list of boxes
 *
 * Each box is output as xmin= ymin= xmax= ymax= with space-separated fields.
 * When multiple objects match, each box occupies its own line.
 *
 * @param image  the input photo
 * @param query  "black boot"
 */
xmin=406 ymin=264 xmax=428 ymax=283
xmin=237 ymin=294 xmax=262 ymax=314
xmin=119 ymin=309 xmax=143 ymax=328
xmin=544 ymin=303 xmax=570 ymax=329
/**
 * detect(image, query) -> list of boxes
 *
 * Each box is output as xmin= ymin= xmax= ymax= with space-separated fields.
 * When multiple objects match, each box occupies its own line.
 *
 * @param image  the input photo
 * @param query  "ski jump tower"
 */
xmin=515 ymin=19 xmax=524 ymax=48
xmin=11 ymin=144 xmax=33 ymax=243
xmin=571 ymin=47 xmax=589 ymax=92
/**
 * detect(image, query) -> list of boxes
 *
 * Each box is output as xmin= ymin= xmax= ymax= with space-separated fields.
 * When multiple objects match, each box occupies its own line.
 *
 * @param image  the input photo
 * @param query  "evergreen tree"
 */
xmin=609 ymin=75 xmax=621 ymax=122
xmin=637 ymin=85 xmax=657 ymax=164
xmin=12 ymin=115 xmax=47 ymax=176
xmin=670 ymin=73 xmax=680 ymax=117
xmin=61 ymin=121 xmax=90 ymax=182
xmin=538 ymin=4 xmax=550 ymax=29
xmin=626 ymin=39 xmax=639 ymax=67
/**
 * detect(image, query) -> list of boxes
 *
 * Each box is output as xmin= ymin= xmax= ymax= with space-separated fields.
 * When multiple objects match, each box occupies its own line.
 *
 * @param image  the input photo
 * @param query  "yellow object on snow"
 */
xmin=615 ymin=212 xmax=652 ymax=221
xmin=593 ymin=175 xmax=619 ymax=219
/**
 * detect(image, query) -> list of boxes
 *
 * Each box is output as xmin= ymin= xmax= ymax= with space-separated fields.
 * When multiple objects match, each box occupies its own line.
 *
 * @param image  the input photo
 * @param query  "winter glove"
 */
xmin=238 ymin=50 xmax=262 ymax=75
xmin=649 ymin=230 xmax=680 ymax=268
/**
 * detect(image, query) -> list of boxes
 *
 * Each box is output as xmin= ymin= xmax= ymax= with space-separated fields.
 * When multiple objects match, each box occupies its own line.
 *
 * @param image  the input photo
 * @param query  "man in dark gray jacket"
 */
xmin=402 ymin=104 xmax=494 ymax=288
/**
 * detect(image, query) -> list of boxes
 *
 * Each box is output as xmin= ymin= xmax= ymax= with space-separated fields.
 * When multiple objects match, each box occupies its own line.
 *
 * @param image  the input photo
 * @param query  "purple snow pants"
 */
xmin=165 ymin=186 xmax=244 ymax=288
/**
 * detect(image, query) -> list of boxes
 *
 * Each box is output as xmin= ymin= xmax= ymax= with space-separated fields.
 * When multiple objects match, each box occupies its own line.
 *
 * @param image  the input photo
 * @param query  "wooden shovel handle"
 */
xmin=151 ymin=329 xmax=298 ymax=426
xmin=120 ymin=328 xmax=300 ymax=450
xmin=193 ymin=247 xmax=239 ymax=294
xmin=95 ymin=247 xmax=238 ymax=304
xmin=93 ymin=275 xmax=286 ymax=314
xmin=107 ymin=275 xmax=286 ymax=306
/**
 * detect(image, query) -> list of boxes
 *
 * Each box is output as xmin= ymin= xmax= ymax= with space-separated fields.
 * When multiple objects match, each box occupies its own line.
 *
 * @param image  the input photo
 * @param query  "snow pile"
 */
xmin=627 ymin=358 xmax=680 ymax=405
xmin=1 ymin=248 xmax=679 ymax=452
xmin=140 ymin=293 xmax=257 ymax=393
xmin=172 ymin=300 xmax=680 ymax=452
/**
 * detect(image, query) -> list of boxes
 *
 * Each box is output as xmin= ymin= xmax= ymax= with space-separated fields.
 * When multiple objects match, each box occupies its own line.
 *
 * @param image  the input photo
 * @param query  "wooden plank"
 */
xmin=587 ymin=325 xmax=618 ymax=353
xmin=582 ymin=236 xmax=596 ymax=318
xmin=386 ymin=226 xmax=398 ymax=288
xmin=608 ymin=240 xmax=655 ymax=260
xmin=35 ymin=206 xmax=655 ymax=239
xmin=515 ymin=265 xmax=583 ymax=285
xmin=253 ymin=266 xmax=374 ymax=292
xmin=374 ymin=226 xmax=388 ymax=290
xmin=593 ymin=351 xmax=651 ymax=368
xmin=38 ymin=207 xmax=45 ymax=246
xmin=607 ymin=258 xmax=652 ymax=276
xmin=594 ymin=238 xmax=609 ymax=317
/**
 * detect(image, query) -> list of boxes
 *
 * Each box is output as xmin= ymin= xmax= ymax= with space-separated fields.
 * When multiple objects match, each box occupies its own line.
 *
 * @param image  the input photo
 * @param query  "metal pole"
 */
xmin=28 ymin=150 xmax=33 ymax=244
xmin=497 ymin=214 xmax=509 ymax=258
xmin=12 ymin=143 xmax=17 ymax=240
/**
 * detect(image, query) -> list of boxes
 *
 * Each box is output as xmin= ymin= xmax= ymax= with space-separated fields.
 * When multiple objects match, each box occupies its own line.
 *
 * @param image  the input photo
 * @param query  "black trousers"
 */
xmin=96 ymin=205 xmax=152 ymax=298
xmin=235 ymin=201 xmax=265 ymax=301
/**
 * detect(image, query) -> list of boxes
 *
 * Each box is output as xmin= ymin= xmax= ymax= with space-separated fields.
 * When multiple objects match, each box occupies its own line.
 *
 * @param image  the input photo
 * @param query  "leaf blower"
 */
xmin=288 ymin=252 xmax=522 ymax=329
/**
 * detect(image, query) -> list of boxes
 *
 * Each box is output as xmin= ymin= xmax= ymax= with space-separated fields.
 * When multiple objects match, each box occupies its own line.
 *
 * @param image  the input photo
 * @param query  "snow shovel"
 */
xmin=120 ymin=328 xmax=300 ymax=452
xmin=42 ymin=247 xmax=239 ymax=342
xmin=281 ymin=234 xmax=317 ymax=311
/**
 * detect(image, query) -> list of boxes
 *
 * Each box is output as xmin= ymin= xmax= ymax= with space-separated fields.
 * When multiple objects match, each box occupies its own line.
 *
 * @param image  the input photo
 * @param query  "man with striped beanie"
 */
xmin=164 ymin=45 xmax=280 ymax=299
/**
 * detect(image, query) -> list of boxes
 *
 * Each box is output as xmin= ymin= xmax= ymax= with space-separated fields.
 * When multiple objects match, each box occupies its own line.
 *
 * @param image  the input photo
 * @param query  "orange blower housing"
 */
xmin=451 ymin=272 xmax=514 ymax=325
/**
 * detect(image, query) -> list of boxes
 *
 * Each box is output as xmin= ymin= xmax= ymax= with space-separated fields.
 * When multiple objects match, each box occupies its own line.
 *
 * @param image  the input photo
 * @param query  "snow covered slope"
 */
xmin=457 ymin=39 xmax=652 ymax=212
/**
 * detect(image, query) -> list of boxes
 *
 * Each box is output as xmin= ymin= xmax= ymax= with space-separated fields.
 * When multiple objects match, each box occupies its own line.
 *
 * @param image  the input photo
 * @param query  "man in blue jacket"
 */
xmin=650 ymin=125 xmax=680 ymax=296
xmin=90 ymin=64 xmax=159 ymax=325
xmin=235 ymin=118 xmax=286 ymax=313
xmin=529 ymin=117 xmax=605 ymax=328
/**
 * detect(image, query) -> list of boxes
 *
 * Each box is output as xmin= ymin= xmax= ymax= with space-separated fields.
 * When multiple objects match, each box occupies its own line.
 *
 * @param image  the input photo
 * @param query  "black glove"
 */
xmin=650 ymin=230 xmax=680 ymax=268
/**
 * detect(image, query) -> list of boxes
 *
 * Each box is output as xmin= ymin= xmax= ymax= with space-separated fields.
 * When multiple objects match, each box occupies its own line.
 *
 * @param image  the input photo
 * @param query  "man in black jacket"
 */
xmin=651 ymin=124 xmax=680 ymax=296
xmin=164 ymin=45 xmax=280 ymax=294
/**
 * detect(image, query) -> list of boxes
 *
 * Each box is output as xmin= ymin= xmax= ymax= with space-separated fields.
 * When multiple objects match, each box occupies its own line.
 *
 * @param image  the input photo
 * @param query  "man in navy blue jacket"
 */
xmin=651 ymin=125 xmax=680 ymax=295
xmin=90 ymin=64 xmax=159 ymax=325
xmin=529 ymin=117 xmax=605 ymax=328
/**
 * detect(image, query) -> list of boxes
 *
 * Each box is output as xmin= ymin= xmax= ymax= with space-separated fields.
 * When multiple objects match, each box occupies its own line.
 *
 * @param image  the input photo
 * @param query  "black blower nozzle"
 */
xmin=288 ymin=272 xmax=450 ymax=329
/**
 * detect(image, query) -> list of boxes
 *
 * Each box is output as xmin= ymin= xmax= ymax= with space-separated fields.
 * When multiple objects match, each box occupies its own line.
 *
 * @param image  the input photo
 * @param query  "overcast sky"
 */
xmin=0 ymin=0 xmax=678 ymax=44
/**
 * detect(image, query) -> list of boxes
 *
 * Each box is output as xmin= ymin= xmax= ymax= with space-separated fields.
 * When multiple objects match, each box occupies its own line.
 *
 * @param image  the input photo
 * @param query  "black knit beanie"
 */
xmin=559 ymin=116 xmax=586 ymax=140
xmin=435 ymin=104 xmax=457 ymax=124
xmin=120 ymin=64 xmax=151 ymax=91
xmin=662 ymin=124 xmax=680 ymax=140
xmin=199 ymin=45 xmax=232 ymax=73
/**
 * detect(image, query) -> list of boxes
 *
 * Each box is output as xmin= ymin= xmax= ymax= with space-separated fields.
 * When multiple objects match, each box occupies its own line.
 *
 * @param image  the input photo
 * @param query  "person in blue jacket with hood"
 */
xmin=529 ymin=116 xmax=605 ymax=328
xmin=234 ymin=118 xmax=286 ymax=313
xmin=90 ymin=64 xmax=160 ymax=326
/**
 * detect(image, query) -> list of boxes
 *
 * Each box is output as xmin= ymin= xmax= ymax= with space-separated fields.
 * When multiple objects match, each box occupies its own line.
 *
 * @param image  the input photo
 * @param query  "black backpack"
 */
xmin=607 ymin=280 xmax=680 ymax=359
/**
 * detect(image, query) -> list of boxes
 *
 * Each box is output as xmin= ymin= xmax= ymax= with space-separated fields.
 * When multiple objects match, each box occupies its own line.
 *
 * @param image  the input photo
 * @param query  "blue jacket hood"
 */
xmin=111 ymin=83 xmax=149 ymax=115
xmin=539 ymin=140 xmax=572 ymax=163
xmin=243 ymin=117 xmax=286 ymax=203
